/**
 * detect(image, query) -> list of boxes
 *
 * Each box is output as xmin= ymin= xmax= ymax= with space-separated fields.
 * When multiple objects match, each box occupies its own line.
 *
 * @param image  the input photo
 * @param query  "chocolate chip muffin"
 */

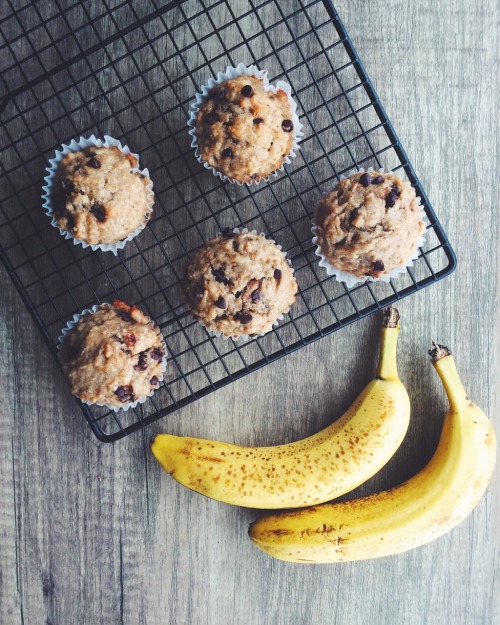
xmin=315 ymin=171 xmax=426 ymax=279
xmin=194 ymin=75 xmax=296 ymax=183
xmin=184 ymin=231 xmax=298 ymax=338
xmin=52 ymin=146 xmax=152 ymax=245
xmin=59 ymin=301 xmax=166 ymax=408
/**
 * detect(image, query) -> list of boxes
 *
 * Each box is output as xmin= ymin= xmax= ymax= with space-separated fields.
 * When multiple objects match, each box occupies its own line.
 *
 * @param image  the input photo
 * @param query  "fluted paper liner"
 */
xmin=42 ymin=135 xmax=154 ymax=255
xmin=187 ymin=63 xmax=304 ymax=185
xmin=57 ymin=303 xmax=167 ymax=412
xmin=312 ymin=168 xmax=428 ymax=288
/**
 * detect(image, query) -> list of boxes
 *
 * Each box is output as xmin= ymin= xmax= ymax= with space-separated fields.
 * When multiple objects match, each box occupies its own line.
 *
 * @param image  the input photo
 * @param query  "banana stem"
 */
xmin=381 ymin=306 xmax=399 ymax=329
xmin=429 ymin=343 xmax=469 ymax=412
xmin=377 ymin=307 xmax=400 ymax=381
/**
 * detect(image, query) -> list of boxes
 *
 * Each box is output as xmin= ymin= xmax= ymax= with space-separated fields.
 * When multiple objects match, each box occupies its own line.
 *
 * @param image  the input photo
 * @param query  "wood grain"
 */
xmin=1 ymin=1 xmax=499 ymax=624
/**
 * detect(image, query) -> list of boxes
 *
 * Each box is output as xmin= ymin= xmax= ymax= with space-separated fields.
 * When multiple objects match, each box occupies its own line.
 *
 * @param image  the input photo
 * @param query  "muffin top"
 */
xmin=315 ymin=171 xmax=425 ymax=278
xmin=194 ymin=75 xmax=295 ymax=183
xmin=184 ymin=230 xmax=298 ymax=338
xmin=52 ymin=146 xmax=151 ymax=245
xmin=59 ymin=301 xmax=166 ymax=407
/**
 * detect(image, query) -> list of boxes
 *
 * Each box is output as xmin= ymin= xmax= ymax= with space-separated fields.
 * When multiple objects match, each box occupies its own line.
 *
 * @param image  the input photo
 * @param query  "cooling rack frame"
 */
xmin=0 ymin=0 xmax=456 ymax=442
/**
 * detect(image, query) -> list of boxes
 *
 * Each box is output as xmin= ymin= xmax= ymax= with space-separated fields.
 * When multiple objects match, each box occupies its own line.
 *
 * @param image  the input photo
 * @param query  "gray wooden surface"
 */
xmin=1 ymin=1 xmax=499 ymax=624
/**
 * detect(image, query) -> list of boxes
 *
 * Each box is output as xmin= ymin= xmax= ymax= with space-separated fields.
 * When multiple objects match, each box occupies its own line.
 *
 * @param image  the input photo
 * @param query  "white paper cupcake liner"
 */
xmin=311 ymin=167 xmax=428 ymax=289
xmin=194 ymin=228 xmax=295 ymax=343
xmin=57 ymin=303 xmax=168 ymax=412
xmin=42 ymin=135 xmax=154 ymax=255
xmin=187 ymin=63 xmax=304 ymax=185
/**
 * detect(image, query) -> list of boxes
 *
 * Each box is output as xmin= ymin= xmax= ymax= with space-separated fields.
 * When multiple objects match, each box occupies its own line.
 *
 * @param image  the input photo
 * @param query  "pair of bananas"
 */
xmin=151 ymin=307 xmax=496 ymax=563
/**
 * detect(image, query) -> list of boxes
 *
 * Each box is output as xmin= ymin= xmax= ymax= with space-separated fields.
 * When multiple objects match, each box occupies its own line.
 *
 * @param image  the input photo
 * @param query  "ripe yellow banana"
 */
xmin=151 ymin=306 xmax=410 ymax=509
xmin=249 ymin=343 xmax=497 ymax=562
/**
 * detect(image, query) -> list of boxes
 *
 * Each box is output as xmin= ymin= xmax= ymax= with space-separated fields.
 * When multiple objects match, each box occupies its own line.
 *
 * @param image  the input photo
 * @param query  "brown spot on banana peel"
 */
xmin=271 ymin=529 xmax=294 ymax=537
xmin=198 ymin=456 xmax=224 ymax=463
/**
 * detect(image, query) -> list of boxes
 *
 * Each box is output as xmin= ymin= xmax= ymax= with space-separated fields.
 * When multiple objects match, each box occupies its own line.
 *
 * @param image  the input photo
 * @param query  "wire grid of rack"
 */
xmin=0 ymin=0 xmax=456 ymax=442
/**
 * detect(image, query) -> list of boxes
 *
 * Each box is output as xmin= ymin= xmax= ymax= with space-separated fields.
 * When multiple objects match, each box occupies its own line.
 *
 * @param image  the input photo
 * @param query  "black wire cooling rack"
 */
xmin=0 ymin=0 xmax=456 ymax=442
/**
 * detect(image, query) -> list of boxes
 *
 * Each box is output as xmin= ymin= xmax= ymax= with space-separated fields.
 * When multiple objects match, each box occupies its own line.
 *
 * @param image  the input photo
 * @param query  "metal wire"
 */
xmin=0 ymin=0 xmax=456 ymax=442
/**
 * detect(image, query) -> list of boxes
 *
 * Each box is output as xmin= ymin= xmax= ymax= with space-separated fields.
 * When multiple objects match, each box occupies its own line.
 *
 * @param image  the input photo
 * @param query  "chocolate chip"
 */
xmin=273 ymin=268 xmax=282 ymax=280
xmin=251 ymin=289 xmax=260 ymax=303
xmin=214 ymin=296 xmax=227 ymax=309
xmin=232 ymin=240 xmax=239 ymax=252
xmin=194 ymin=283 xmax=205 ymax=300
xmin=282 ymin=119 xmax=293 ymax=132
xmin=223 ymin=120 xmax=234 ymax=127
xmin=235 ymin=290 xmax=242 ymax=298
xmin=212 ymin=267 xmax=226 ymax=282
xmin=213 ymin=267 xmax=225 ymax=282
xmin=231 ymin=137 xmax=239 ymax=144
xmin=253 ymin=117 xmax=264 ymax=125
xmin=150 ymin=348 xmax=164 ymax=361
xmin=222 ymin=148 xmax=233 ymax=158
xmin=241 ymin=84 xmax=254 ymax=97
xmin=348 ymin=207 xmax=360 ymax=228
xmin=114 ymin=385 xmax=135 ymax=403
xmin=134 ymin=351 xmax=148 ymax=371
xmin=391 ymin=184 xmax=401 ymax=197
xmin=212 ymin=267 xmax=232 ymax=286
xmin=385 ymin=191 xmax=399 ymax=208
xmin=116 ymin=309 xmax=132 ymax=322
xmin=205 ymin=112 xmax=218 ymax=125
xmin=359 ymin=173 xmax=372 ymax=187
xmin=61 ymin=179 xmax=76 ymax=194
xmin=372 ymin=175 xmax=384 ymax=184
xmin=371 ymin=260 xmax=385 ymax=275
xmin=237 ymin=312 xmax=253 ymax=324
xmin=64 ymin=211 xmax=75 ymax=231
xmin=90 ymin=202 xmax=106 ymax=222
xmin=150 ymin=376 xmax=159 ymax=386
xmin=87 ymin=157 xmax=100 ymax=168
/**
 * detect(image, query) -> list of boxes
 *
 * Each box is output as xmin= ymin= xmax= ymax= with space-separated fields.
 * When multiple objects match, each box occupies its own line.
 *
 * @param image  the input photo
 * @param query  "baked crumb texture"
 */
xmin=184 ymin=231 xmax=298 ymax=338
xmin=52 ymin=146 xmax=151 ymax=245
xmin=194 ymin=76 xmax=295 ymax=183
xmin=315 ymin=171 xmax=425 ymax=279
xmin=60 ymin=301 xmax=166 ymax=407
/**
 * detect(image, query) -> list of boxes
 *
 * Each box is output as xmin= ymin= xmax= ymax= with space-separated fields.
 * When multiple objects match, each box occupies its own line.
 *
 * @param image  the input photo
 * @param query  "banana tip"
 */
xmin=428 ymin=341 xmax=452 ymax=362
